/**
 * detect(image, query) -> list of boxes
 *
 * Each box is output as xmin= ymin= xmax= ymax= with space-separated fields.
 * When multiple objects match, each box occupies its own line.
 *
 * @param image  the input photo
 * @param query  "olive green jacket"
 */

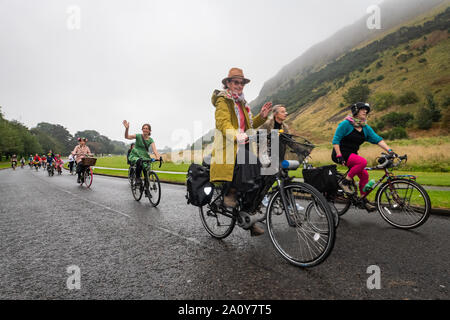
xmin=210 ymin=90 xmax=267 ymax=182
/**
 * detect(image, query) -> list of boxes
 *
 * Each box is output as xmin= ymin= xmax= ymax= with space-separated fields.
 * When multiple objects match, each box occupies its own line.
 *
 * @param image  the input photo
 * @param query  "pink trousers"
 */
xmin=346 ymin=153 xmax=369 ymax=196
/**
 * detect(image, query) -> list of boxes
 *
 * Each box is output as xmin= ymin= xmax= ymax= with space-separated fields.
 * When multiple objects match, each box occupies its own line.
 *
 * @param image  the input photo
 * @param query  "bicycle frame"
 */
xmin=210 ymin=169 xmax=298 ymax=227
xmin=341 ymin=156 xmax=415 ymax=203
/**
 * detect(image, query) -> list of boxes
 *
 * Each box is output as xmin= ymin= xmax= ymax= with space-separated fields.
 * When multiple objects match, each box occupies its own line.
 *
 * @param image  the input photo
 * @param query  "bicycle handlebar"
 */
xmin=369 ymin=153 xmax=407 ymax=170
xmin=141 ymin=157 xmax=163 ymax=168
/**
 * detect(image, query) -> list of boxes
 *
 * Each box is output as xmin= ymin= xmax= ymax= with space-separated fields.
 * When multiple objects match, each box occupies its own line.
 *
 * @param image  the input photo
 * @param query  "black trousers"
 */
xmin=76 ymin=163 xmax=87 ymax=178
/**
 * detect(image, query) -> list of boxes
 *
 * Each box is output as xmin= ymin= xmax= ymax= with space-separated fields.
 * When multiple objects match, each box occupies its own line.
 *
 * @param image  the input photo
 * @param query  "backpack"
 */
xmin=186 ymin=163 xmax=214 ymax=207
xmin=302 ymin=165 xmax=338 ymax=195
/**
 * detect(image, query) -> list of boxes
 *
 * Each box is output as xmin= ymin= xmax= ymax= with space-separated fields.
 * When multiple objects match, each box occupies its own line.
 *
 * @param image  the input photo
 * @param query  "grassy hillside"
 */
xmin=250 ymin=0 xmax=447 ymax=110
xmin=286 ymin=5 xmax=450 ymax=145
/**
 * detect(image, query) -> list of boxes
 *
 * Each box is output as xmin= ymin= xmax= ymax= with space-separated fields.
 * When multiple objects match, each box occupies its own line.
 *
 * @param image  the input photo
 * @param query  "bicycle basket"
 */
xmin=81 ymin=157 xmax=97 ymax=166
xmin=280 ymin=133 xmax=315 ymax=163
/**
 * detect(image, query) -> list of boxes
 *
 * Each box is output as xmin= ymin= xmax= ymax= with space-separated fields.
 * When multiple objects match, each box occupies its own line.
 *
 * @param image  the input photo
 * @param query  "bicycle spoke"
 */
xmin=377 ymin=179 xmax=430 ymax=229
xmin=267 ymin=183 xmax=335 ymax=267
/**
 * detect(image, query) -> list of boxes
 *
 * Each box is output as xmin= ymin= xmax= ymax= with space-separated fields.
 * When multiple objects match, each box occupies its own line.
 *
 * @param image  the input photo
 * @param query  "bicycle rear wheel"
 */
xmin=267 ymin=182 xmax=335 ymax=268
xmin=84 ymin=167 xmax=93 ymax=188
xmin=306 ymin=200 xmax=339 ymax=229
xmin=131 ymin=170 xmax=143 ymax=201
xmin=199 ymin=187 xmax=236 ymax=239
xmin=146 ymin=171 xmax=161 ymax=207
xmin=376 ymin=179 xmax=431 ymax=229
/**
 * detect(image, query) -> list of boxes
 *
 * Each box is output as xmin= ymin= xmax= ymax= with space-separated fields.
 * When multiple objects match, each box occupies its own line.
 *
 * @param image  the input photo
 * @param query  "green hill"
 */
xmin=250 ymin=3 xmax=450 ymax=143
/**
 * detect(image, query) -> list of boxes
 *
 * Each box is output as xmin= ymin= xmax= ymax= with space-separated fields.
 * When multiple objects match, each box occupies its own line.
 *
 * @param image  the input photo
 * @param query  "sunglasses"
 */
xmin=230 ymin=79 xmax=246 ymax=86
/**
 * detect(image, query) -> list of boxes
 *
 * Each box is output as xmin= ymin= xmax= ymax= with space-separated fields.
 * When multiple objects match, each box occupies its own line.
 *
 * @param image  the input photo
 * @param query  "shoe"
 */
xmin=363 ymin=199 xmax=376 ymax=212
xmin=339 ymin=179 xmax=355 ymax=194
xmin=77 ymin=177 xmax=81 ymax=183
xmin=135 ymin=178 xmax=143 ymax=186
xmin=250 ymin=224 xmax=265 ymax=237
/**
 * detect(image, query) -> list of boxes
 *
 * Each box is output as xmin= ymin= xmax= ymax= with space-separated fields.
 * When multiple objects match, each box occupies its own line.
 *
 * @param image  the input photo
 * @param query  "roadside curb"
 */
xmin=90 ymin=172 xmax=187 ymax=187
xmin=91 ymin=172 xmax=450 ymax=217
xmin=430 ymin=208 xmax=450 ymax=217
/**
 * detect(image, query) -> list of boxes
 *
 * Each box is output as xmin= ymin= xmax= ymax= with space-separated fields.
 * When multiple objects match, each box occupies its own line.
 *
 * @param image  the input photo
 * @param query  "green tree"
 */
xmin=371 ymin=92 xmax=396 ymax=111
xmin=397 ymin=91 xmax=419 ymax=105
xmin=343 ymin=84 xmax=371 ymax=105
xmin=35 ymin=122 xmax=74 ymax=155
xmin=416 ymin=108 xmax=433 ymax=130
xmin=425 ymin=92 xmax=441 ymax=122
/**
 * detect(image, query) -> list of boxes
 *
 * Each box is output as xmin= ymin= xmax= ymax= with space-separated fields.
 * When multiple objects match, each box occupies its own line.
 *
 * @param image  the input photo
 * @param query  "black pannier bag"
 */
xmin=302 ymin=165 xmax=338 ymax=195
xmin=186 ymin=163 xmax=214 ymax=207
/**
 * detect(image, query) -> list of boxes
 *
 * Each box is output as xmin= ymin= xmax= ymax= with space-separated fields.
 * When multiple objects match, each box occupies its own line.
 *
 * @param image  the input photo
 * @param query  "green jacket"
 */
xmin=128 ymin=134 xmax=154 ymax=169
xmin=210 ymin=90 xmax=267 ymax=182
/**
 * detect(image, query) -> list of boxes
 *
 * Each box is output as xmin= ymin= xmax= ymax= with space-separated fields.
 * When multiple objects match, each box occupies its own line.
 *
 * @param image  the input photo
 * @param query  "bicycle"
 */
xmin=197 ymin=132 xmax=336 ymax=268
xmin=47 ymin=162 xmax=55 ymax=176
xmin=78 ymin=156 xmax=97 ymax=188
xmin=11 ymin=161 xmax=17 ymax=170
xmin=129 ymin=158 xmax=162 ymax=207
xmin=331 ymin=153 xmax=431 ymax=229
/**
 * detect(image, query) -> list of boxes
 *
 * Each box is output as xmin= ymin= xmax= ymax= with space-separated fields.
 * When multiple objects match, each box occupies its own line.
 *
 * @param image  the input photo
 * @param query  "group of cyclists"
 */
xmin=9 ymin=140 xmax=92 ymax=179
xmin=4 ymin=67 xmax=428 ymax=269
xmin=24 ymin=152 xmax=65 ymax=173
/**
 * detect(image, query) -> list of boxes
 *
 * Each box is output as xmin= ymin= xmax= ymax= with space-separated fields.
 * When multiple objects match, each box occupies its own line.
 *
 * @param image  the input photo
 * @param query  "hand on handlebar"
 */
xmin=336 ymin=155 xmax=346 ymax=166
xmin=388 ymin=150 xmax=398 ymax=158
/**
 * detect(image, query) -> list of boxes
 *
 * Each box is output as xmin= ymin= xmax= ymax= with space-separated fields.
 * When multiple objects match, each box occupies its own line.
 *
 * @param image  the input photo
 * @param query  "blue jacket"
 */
xmin=332 ymin=120 xmax=383 ymax=145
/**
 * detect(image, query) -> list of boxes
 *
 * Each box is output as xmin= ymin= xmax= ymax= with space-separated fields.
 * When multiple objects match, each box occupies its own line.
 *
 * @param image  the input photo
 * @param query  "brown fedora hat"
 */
xmin=222 ymin=67 xmax=251 ymax=85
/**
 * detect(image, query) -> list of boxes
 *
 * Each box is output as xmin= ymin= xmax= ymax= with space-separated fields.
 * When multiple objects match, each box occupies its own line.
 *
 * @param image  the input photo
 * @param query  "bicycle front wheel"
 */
xmin=84 ymin=167 xmax=93 ymax=188
xmin=376 ymin=179 xmax=431 ymax=229
xmin=267 ymin=182 xmax=336 ymax=268
xmin=199 ymin=187 xmax=236 ymax=239
xmin=146 ymin=171 xmax=161 ymax=207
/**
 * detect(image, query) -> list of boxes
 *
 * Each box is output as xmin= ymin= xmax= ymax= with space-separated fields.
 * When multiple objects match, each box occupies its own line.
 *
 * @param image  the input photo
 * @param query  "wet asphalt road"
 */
xmin=0 ymin=168 xmax=448 ymax=300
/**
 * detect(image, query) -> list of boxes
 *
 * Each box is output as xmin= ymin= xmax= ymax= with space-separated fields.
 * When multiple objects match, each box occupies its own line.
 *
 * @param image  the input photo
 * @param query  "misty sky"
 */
xmin=0 ymin=0 xmax=383 ymax=149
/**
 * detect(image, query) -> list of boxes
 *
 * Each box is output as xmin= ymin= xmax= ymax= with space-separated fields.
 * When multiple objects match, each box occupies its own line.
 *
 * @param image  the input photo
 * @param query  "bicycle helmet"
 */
xmin=351 ymin=102 xmax=371 ymax=116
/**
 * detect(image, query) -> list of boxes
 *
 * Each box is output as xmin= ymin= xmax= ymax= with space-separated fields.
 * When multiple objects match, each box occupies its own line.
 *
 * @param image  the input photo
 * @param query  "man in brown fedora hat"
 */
xmin=210 ymin=67 xmax=272 ymax=236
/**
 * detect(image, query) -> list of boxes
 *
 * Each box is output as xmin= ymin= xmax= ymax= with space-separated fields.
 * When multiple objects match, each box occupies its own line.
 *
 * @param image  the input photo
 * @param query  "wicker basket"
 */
xmin=81 ymin=157 xmax=97 ymax=166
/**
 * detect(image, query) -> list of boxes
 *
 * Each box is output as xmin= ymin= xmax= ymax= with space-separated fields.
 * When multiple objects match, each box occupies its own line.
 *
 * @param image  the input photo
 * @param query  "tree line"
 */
xmin=0 ymin=107 xmax=128 ymax=160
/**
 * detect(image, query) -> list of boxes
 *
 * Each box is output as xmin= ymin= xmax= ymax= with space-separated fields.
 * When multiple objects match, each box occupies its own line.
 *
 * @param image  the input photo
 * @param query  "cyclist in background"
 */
xmin=55 ymin=154 xmax=64 ymax=174
xmin=68 ymin=153 xmax=75 ymax=175
xmin=127 ymin=143 xmax=135 ymax=166
xmin=11 ymin=154 xmax=17 ymax=170
xmin=331 ymin=102 xmax=396 ymax=211
xmin=72 ymin=137 xmax=92 ymax=183
xmin=20 ymin=156 xmax=25 ymax=168
xmin=28 ymin=154 xmax=33 ymax=168
xmin=123 ymin=121 xmax=162 ymax=186
xmin=41 ymin=154 xmax=47 ymax=169
xmin=46 ymin=150 xmax=55 ymax=169
xmin=33 ymin=153 xmax=40 ymax=164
